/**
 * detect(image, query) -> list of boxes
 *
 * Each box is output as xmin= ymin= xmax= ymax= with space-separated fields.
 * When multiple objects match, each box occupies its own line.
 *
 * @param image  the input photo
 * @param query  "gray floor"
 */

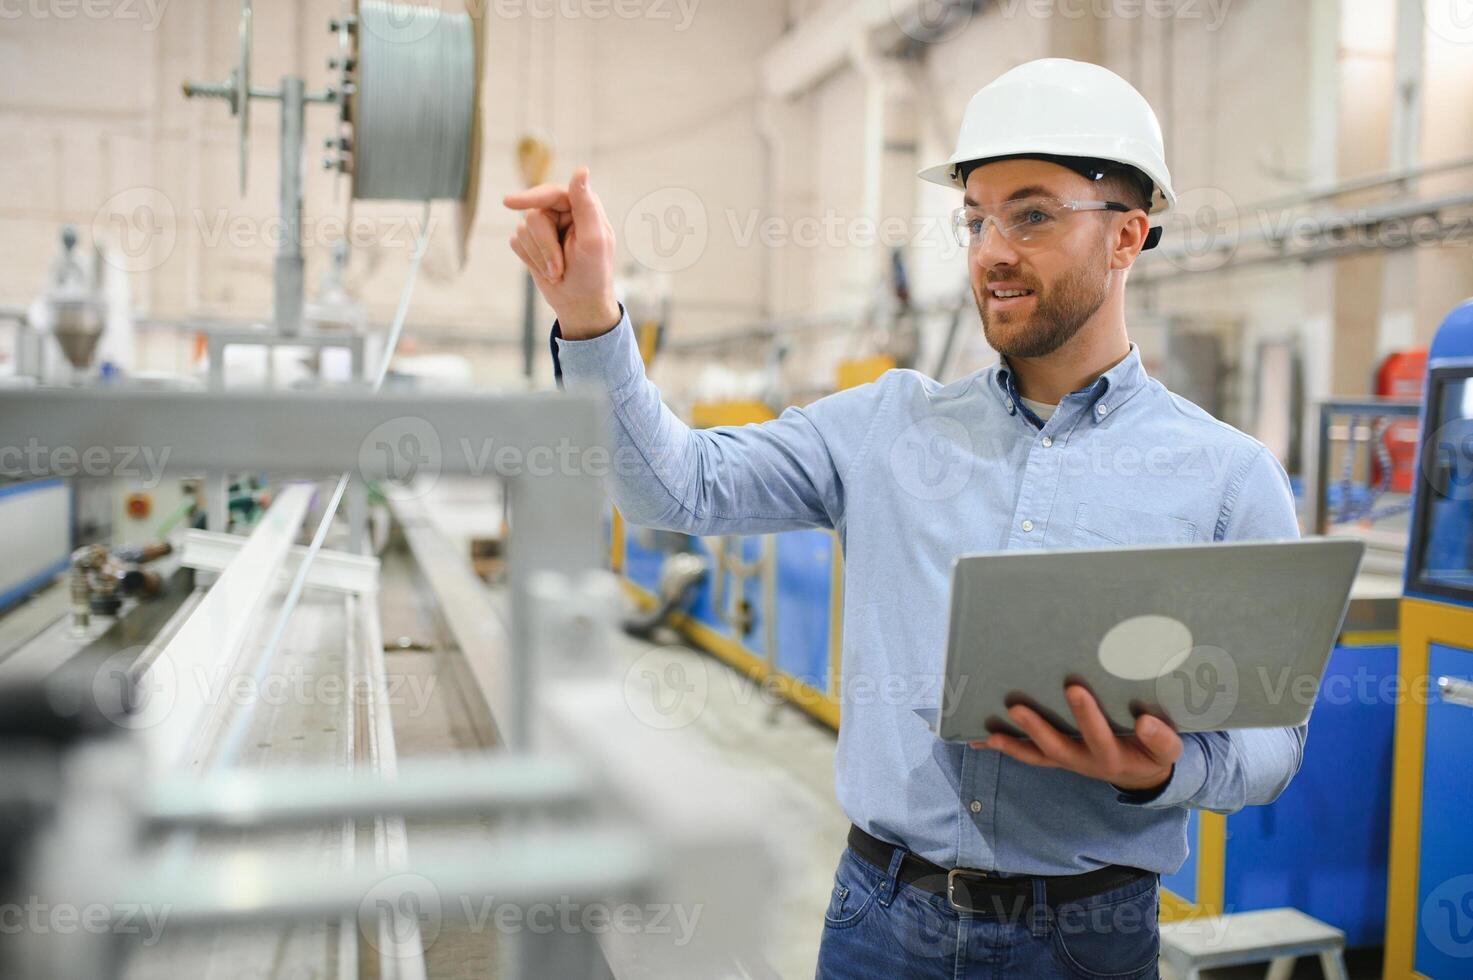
xmin=601 ymin=625 xmax=851 ymax=980
xmin=379 ymin=554 xmax=849 ymax=979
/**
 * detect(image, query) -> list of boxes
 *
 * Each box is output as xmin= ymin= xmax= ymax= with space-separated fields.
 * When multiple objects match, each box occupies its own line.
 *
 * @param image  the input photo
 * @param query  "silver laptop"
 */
xmin=934 ymin=538 xmax=1365 ymax=742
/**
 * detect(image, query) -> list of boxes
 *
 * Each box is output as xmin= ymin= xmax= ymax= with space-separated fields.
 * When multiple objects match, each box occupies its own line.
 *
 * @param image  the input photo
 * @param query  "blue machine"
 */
xmin=1158 ymin=634 xmax=1399 ymax=942
xmin=0 ymin=478 xmax=72 ymax=613
xmin=619 ymin=523 xmax=841 ymax=727
xmin=614 ymin=318 xmax=1473 ymax=952
xmin=1384 ymin=300 xmax=1473 ymax=979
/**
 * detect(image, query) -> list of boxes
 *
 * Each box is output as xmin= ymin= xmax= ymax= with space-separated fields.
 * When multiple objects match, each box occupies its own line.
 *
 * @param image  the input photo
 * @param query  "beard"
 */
xmin=975 ymin=252 xmax=1111 ymax=359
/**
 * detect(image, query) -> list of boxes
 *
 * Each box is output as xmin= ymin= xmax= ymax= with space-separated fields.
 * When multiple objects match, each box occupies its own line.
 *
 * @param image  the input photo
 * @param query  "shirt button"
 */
xmin=969 ymin=800 xmax=982 ymax=814
xmin=1004 ymin=399 xmax=1015 ymax=413
xmin=1096 ymin=403 xmax=1109 ymax=416
xmin=1021 ymin=519 xmax=1034 ymax=532
xmin=1041 ymin=436 xmax=1053 ymax=448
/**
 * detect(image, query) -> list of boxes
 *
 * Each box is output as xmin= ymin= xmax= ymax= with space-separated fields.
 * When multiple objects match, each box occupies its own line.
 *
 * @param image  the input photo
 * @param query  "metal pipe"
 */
xmin=133 ymin=704 xmax=585 ymax=825
xmin=355 ymin=593 xmax=428 ymax=980
xmin=1136 ymin=189 xmax=1473 ymax=283
xmin=275 ymin=76 xmax=306 ymax=336
xmin=108 ymin=830 xmax=658 ymax=928
xmin=141 ymin=483 xmax=314 ymax=772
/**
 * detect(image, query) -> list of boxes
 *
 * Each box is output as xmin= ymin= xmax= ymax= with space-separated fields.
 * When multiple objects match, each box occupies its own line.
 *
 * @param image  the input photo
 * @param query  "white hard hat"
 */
xmin=919 ymin=58 xmax=1176 ymax=228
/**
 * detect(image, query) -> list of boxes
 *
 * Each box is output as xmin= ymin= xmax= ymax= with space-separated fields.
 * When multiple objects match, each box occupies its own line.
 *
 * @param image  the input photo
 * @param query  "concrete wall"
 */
xmin=0 ymin=0 xmax=788 ymax=386
xmin=742 ymin=0 xmax=1473 ymax=450
xmin=4 ymin=0 xmax=1471 ymax=408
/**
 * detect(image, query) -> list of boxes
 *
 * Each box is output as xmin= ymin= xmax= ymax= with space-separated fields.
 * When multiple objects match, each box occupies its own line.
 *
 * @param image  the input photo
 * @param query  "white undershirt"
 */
xmin=1019 ymin=396 xmax=1058 ymax=421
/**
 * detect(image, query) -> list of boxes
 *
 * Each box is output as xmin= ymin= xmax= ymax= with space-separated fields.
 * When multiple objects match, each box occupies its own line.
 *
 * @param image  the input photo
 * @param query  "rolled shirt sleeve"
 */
xmin=554 ymin=311 xmax=887 ymax=537
xmin=1119 ymin=445 xmax=1309 ymax=813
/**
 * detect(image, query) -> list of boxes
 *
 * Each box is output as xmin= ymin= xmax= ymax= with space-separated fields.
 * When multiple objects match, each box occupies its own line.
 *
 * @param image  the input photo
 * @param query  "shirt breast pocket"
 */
xmin=1074 ymin=501 xmax=1198 ymax=547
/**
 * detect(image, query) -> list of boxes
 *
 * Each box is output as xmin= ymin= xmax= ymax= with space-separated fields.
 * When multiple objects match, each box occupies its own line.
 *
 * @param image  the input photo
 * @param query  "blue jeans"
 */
xmin=815 ymin=846 xmax=1161 ymax=979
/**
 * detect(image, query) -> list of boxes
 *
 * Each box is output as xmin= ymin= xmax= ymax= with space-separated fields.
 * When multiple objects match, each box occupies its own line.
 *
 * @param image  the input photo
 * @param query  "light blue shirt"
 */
xmin=556 ymin=312 xmax=1306 ymax=876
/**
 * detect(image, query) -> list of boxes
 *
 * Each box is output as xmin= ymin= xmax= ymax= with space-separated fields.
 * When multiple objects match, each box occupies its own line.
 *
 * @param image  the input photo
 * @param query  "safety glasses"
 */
xmin=951 ymin=198 xmax=1135 ymax=249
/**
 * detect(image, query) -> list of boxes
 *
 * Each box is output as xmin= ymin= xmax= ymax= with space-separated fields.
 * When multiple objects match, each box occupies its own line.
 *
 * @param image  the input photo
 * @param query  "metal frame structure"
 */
xmin=0 ymin=385 xmax=774 ymax=980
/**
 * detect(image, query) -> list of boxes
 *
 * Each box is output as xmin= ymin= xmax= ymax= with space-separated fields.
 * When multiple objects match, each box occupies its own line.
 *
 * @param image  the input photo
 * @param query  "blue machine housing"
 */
xmin=1406 ymin=299 xmax=1473 ymax=607
xmin=1382 ymin=299 xmax=1473 ymax=978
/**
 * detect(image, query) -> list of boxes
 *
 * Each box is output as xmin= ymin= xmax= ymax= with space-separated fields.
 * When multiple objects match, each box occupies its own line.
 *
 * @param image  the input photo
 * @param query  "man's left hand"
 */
xmin=969 ymin=684 xmax=1182 ymax=793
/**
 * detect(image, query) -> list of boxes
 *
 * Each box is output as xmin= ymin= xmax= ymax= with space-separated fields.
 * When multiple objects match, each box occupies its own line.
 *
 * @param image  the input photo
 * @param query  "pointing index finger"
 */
xmin=503 ymin=183 xmax=571 ymax=212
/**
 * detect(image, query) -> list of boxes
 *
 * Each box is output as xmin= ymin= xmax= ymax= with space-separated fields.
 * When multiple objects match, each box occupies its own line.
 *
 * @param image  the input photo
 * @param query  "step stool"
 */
xmin=1159 ymin=908 xmax=1350 ymax=980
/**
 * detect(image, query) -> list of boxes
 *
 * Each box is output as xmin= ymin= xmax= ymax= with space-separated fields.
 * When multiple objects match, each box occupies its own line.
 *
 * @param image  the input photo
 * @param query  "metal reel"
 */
xmin=180 ymin=0 xmax=254 ymax=196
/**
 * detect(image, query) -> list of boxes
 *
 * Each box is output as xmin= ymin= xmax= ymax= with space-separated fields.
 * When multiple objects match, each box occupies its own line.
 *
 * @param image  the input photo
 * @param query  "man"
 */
xmin=504 ymin=58 xmax=1303 ymax=979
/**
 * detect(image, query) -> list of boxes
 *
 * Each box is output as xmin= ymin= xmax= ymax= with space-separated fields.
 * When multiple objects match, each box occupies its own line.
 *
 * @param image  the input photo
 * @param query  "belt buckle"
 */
xmin=946 ymin=867 xmax=988 ymax=913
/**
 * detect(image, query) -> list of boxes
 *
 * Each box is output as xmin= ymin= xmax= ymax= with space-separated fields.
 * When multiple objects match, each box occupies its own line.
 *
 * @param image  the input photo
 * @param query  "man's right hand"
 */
xmin=503 ymin=166 xmax=622 ymax=339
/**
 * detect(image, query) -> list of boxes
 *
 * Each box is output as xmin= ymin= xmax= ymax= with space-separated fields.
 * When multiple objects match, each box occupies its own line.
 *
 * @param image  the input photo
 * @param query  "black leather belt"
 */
xmin=848 ymin=825 xmax=1152 ymax=917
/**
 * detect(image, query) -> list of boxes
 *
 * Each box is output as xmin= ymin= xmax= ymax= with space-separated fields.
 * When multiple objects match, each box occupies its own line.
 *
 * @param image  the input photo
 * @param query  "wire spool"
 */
xmin=353 ymin=1 xmax=474 ymax=201
xmin=342 ymin=0 xmax=484 ymax=264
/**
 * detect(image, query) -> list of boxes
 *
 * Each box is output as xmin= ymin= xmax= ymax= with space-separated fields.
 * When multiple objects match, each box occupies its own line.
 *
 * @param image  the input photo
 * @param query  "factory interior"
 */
xmin=3 ymin=0 xmax=1473 ymax=978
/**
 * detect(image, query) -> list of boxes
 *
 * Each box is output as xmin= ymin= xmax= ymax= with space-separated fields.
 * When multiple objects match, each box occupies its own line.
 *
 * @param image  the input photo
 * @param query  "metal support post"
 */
xmin=275 ymin=76 xmax=306 ymax=336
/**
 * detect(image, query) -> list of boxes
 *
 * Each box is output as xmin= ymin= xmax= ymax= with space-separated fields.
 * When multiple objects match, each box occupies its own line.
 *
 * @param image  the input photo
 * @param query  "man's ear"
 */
xmin=1109 ymin=212 xmax=1151 ymax=270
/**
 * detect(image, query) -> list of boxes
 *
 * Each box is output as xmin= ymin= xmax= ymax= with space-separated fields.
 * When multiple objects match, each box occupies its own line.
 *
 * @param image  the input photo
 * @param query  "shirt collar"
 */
xmin=992 ymin=343 xmax=1149 ymax=425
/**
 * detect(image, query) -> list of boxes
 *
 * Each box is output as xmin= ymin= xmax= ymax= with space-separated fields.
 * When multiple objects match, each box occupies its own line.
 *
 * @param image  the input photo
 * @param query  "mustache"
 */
xmin=984 ymin=276 xmax=1040 ymax=290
